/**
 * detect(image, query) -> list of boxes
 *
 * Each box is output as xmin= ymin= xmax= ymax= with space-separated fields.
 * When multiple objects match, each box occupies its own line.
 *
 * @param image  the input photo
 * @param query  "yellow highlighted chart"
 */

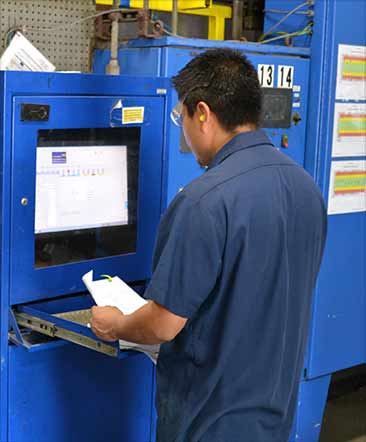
xmin=342 ymin=55 xmax=366 ymax=80
xmin=333 ymin=171 xmax=366 ymax=195
xmin=336 ymin=44 xmax=366 ymax=100
xmin=338 ymin=113 xmax=366 ymax=137
xmin=328 ymin=160 xmax=366 ymax=215
xmin=332 ymin=103 xmax=366 ymax=157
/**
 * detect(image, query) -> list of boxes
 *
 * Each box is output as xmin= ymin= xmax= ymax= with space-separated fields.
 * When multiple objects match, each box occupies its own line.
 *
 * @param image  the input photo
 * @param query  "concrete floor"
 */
xmin=320 ymin=376 xmax=366 ymax=442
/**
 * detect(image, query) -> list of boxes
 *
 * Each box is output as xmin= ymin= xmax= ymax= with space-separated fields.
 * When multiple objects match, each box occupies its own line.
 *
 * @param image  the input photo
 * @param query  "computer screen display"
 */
xmin=35 ymin=145 xmax=129 ymax=234
xmin=35 ymin=127 xmax=140 ymax=268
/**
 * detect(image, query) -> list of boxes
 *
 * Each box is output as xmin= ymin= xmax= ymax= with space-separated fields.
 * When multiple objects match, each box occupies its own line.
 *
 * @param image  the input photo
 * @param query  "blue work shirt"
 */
xmin=145 ymin=130 xmax=327 ymax=442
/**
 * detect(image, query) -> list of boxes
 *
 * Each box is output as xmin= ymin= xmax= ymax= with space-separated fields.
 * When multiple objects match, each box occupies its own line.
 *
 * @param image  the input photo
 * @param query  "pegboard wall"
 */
xmin=0 ymin=0 xmax=96 ymax=72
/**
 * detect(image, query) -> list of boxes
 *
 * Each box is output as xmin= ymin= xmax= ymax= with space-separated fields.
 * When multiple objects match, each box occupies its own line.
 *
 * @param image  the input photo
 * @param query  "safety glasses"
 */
xmin=170 ymin=83 xmax=210 ymax=128
xmin=170 ymin=93 xmax=188 ymax=128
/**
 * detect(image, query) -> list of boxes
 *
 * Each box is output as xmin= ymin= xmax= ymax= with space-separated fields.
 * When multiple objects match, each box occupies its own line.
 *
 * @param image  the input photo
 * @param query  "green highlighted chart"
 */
xmin=336 ymin=44 xmax=366 ymax=100
xmin=333 ymin=171 xmax=366 ymax=195
xmin=328 ymin=161 xmax=366 ymax=215
xmin=332 ymin=103 xmax=366 ymax=157
xmin=338 ymin=113 xmax=366 ymax=137
xmin=341 ymin=54 xmax=366 ymax=80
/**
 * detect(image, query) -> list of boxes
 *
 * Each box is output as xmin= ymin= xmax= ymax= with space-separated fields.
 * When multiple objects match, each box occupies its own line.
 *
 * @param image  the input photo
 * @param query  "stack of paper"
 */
xmin=82 ymin=271 xmax=160 ymax=364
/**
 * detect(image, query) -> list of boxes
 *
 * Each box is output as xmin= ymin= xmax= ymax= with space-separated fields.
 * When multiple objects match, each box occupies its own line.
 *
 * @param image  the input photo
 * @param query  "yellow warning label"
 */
xmin=122 ymin=107 xmax=145 ymax=124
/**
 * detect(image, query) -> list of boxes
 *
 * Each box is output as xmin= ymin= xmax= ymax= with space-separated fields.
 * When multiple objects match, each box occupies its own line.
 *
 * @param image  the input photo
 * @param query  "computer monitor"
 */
xmin=35 ymin=127 xmax=140 ymax=268
xmin=35 ymin=145 xmax=129 ymax=233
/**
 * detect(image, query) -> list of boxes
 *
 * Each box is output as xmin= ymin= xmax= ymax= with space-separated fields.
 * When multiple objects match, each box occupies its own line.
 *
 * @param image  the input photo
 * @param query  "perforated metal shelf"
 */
xmin=0 ymin=0 xmax=96 ymax=72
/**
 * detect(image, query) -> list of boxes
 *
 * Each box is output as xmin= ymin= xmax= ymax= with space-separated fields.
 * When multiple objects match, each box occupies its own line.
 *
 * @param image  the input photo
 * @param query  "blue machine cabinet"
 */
xmin=263 ymin=2 xmax=366 ymax=440
xmin=94 ymin=38 xmax=310 ymax=208
xmin=295 ymin=1 xmax=366 ymax=441
xmin=0 ymin=71 xmax=172 ymax=442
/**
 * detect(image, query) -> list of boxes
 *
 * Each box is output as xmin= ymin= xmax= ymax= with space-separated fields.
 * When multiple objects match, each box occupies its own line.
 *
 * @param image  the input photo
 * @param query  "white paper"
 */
xmin=332 ymin=103 xmax=366 ymax=157
xmin=0 ymin=32 xmax=55 ymax=72
xmin=328 ymin=160 xmax=366 ymax=215
xmin=82 ymin=270 xmax=147 ymax=314
xmin=82 ymin=271 xmax=159 ymax=363
xmin=335 ymin=44 xmax=366 ymax=100
xmin=118 ymin=340 xmax=160 ymax=364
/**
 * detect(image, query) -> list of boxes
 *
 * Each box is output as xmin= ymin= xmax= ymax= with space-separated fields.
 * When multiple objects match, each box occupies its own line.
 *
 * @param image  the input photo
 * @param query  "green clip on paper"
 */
xmin=100 ymin=274 xmax=113 ymax=282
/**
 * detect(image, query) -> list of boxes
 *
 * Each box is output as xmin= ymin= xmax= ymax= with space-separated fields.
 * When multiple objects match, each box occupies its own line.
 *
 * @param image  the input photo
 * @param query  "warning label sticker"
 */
xmin=122 ymin=107 xmax=145 ymax=124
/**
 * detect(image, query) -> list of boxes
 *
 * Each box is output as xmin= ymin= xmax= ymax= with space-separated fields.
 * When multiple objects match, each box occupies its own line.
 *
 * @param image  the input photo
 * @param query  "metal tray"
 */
xmin=12 ymin=295 xmax=129 ymax=359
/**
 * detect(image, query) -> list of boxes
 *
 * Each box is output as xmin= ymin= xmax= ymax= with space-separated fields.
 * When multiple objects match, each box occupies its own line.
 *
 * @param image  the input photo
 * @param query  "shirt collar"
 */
xmin=207 ymin=129 xmax=274 ymax=170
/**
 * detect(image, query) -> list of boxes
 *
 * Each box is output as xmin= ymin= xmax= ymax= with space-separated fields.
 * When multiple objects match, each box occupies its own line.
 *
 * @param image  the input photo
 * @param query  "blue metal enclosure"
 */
xmin=294 ymin=1 xmax=366 ymax=441
xmin=94 ymin=38 xmax=310 ymax=208
xmin=262 ymin=1 xmax=366 ymax=440
xmin=0 ymin=71 xmax=172 ymax=442
xmin=305 ymin=0 xmax=365 ymax=377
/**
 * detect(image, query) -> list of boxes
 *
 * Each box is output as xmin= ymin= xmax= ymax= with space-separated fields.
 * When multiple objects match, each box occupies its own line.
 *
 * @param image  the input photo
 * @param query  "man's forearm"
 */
xmin=91 ymin=300 xmax=187 ymax=344
xmin=115 ymin=301 xmax=170 ymax=345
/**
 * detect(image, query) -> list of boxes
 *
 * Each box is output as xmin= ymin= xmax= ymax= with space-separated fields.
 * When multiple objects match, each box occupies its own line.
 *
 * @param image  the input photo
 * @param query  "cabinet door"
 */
xmin=11 ymin=95 xmax=165 ymax=304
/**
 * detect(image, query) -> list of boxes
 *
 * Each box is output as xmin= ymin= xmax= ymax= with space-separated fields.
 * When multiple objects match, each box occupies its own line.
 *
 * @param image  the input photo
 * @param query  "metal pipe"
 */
xmin=106 ymin=0 xmax=121 ymax=75
xmin=172 ymin=0 xmax=179 ymax=35
xmin=232 ymin=0 xmax=243 ymax=40
xmin=139 ymin=0 xmax=149 ymax=37
xmin=106 ymin=17 xmax=120 ymax=75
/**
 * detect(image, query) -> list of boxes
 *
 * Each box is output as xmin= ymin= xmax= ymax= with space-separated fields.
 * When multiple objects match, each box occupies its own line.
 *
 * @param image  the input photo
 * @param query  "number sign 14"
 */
xmin=277 ymin=65 xmax=294 ymax=89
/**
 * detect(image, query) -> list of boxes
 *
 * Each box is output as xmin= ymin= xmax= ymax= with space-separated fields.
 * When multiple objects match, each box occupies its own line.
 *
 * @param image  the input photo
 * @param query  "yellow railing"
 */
xmin=95 ymin=0 xmax=232 ymax=40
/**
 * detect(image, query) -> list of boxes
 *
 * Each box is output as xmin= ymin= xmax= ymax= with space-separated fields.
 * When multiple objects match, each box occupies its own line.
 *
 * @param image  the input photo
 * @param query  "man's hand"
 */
xmin=90 ymin=301 xmax=188 ymax=345
xmin=90 ymin=306 xmax=124 ymax=342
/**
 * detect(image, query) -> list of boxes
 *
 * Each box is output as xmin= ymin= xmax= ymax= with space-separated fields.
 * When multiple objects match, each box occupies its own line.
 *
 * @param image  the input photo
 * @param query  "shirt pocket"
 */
xmin=191 ymin=323 xmax=211 ymax=367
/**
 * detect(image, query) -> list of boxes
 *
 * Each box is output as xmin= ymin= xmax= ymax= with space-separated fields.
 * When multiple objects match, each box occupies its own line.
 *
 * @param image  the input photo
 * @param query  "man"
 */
xmin=91 ymin=48 xmax=327 ymax=442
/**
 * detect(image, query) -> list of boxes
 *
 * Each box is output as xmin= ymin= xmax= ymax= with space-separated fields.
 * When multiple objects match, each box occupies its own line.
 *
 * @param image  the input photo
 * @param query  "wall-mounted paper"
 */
xmin=332 ymin=103 xmax=366 ymax=157
xmin=328 ymin=160 xmax=366 ymax=214
xmin=335 ymin=44 xmax=366 ymax=101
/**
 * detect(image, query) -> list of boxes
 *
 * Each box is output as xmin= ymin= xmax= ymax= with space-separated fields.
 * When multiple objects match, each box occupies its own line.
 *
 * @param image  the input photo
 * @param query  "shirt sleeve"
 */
xmin=144 ymin=193 xmax=223 ymax=319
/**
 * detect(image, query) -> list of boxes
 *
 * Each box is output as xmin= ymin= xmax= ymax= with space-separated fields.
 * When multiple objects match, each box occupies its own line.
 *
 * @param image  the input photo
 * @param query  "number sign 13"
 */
xmin=257 ymin=64 xmax=275 ymax=88
xmin=277 ymin=65 xmax=294 ymax=88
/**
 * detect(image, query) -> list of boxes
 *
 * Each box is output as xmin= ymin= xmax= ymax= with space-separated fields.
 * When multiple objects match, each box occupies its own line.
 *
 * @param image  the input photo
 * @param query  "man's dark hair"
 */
xmin=172 ymin=48 xmax=262 ymax=132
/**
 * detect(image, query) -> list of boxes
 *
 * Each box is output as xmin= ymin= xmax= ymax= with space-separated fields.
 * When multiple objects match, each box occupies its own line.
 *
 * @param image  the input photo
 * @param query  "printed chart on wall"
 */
xmin=332 ymin=103 xmax=366 ymax=157
xmin=335 ymin=44 xmax=366 ymax=100
xmin=328 ymin=160 xmax=366 ymax=215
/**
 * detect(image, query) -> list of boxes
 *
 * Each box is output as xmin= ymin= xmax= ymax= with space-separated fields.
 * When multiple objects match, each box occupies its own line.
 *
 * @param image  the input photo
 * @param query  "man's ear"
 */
xmin=196 ymin=101 xmax=210 ymax=129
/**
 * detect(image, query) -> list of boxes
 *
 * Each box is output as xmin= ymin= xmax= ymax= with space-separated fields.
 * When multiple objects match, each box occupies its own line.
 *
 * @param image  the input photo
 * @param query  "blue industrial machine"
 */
xmin=92 ymin=1 xmax=366 ymax=440
xmin=294 ymin=1 xmax=366 ymax=440
xmin=263 ymin=1 xmax=366 ymax=440
xmin=0 ymin=72 xmax=172 ymax=442
xmin=94 ymin=39 xmax=310 ymax=208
